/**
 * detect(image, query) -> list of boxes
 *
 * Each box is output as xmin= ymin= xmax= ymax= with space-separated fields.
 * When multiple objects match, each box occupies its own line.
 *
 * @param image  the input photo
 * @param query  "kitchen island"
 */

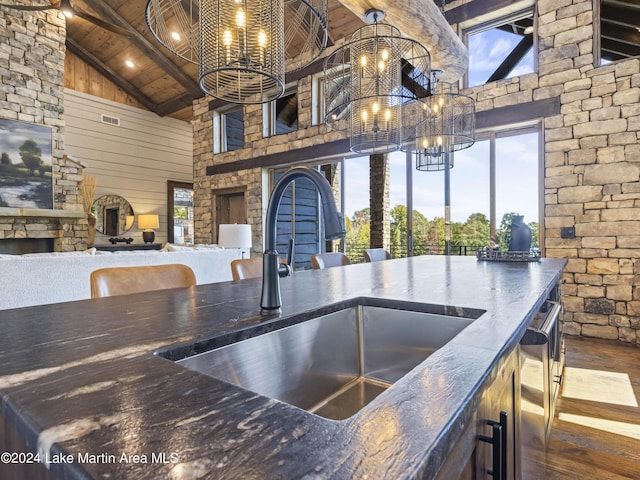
xmin=0 ymin=256 xmax=566 ymax=479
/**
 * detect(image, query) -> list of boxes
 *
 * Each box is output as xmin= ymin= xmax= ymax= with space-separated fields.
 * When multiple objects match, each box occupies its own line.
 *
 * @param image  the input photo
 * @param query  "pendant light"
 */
xmin=146 ymin=0 xmax=328 ymax=104
xmin=413 ymin=71 xmax=475 ymax=171
xmin=324 ymin=9 xmax=431 ymax=154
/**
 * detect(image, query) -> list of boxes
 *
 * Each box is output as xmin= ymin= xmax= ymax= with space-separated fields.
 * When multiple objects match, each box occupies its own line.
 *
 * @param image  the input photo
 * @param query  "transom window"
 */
xmin=464 ymin=10 xmax=535 ymax=88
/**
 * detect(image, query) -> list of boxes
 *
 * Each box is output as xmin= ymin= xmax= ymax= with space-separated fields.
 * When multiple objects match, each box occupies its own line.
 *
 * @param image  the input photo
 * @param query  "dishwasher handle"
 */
xmin=520 ymin=301 xmax=562 ymax=346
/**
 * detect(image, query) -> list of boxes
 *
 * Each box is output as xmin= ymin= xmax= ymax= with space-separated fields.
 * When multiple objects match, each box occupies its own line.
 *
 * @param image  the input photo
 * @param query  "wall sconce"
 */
xmin=218 ymin=224 xmax=252 ymax=258
xmin=138 ymin=214 xmax=160 ymax=244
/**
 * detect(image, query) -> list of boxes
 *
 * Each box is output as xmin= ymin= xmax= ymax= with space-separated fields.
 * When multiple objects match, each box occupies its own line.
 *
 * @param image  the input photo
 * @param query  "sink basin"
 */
xmin=170 ymin=301 xmax=482 ymax=420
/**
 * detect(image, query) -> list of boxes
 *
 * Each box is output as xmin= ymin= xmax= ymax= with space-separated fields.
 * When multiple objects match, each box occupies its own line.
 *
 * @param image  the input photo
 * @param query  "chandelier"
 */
xmin=146 ymin=0 xmax=328 ymax=104
xmin=324 ymin=9 xmax=431 ymax=154
xmin=413 ymin=72 xmax=475 ymax=171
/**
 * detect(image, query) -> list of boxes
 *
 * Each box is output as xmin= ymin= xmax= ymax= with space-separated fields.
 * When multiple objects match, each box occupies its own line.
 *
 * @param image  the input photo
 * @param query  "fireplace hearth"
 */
xmin=0 ymin=238 xmax=55 ymax=255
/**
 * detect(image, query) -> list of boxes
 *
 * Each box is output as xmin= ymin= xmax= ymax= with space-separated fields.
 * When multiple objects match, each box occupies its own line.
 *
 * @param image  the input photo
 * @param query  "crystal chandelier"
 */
xmin=324 ymin=9 xmax=431 ymax=154
xmin=413 ymin=71 xmax=475 ymax=171
xmin=146 ymin=0 xmax=328 ymax=104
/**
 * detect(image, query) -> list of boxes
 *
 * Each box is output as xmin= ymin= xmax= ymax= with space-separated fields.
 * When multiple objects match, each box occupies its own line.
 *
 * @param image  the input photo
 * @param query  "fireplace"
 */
xmin=0 ymin=238 xmax=55 ymax=255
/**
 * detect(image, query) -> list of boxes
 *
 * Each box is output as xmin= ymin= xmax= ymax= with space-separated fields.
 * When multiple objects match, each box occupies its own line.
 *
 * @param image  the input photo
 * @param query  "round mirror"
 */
xmin=92 ymin=195 xmax=135 ymax=236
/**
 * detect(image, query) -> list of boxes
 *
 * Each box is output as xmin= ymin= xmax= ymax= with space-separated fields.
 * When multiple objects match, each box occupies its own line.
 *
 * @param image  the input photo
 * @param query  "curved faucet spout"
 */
xmin=261 ymin=166 xmax=345 ymax=315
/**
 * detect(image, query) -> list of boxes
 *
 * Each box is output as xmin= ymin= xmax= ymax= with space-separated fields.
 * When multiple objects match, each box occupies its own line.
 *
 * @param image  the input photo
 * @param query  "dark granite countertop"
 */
xmin=0 ymin=256 xmax=566 ymax=479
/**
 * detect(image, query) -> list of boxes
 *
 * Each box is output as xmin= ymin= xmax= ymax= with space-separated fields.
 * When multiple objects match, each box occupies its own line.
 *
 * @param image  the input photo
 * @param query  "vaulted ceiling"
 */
xmin=60 ymin=0 xmax=367 ymax=122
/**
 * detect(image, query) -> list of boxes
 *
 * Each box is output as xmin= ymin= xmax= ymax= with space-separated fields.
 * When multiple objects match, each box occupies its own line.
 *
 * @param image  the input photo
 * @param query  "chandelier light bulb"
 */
xmin=223 ymin=29 xmax=233 ymax=46
xmin=236 ymin=9 xmax=246 ymax=27
xmin=258 ymin=30 xmax=268 ymax=48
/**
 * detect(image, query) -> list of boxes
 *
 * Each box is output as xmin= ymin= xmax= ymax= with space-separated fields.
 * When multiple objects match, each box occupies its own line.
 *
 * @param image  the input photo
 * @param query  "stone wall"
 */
xmin=536 ymin=0 xmax=640 ymax=343
xmin=0 ymin=7 xmax=86 ymax=251
xmin=193 ymin=0 xmax=640 ymax=343
xmin=193 ymin=70 xmax=345 ymax=254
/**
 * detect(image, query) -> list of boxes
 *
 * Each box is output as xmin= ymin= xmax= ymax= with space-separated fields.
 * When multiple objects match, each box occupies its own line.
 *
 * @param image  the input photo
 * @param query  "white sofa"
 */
xmin=0 ymin=246 xmax=242 ymax=310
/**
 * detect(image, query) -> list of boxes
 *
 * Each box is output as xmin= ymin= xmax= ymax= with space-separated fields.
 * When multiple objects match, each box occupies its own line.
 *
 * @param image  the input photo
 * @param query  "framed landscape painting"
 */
xmin=0 ymin=118 xmax=53 ymax=209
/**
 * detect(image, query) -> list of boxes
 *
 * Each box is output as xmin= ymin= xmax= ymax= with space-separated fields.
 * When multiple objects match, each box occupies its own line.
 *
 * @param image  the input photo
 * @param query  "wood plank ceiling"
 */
xmin=3 ymin=0 xmax=473 ymax=121
xmin=59 ymin=0 xmax=366 ymax=122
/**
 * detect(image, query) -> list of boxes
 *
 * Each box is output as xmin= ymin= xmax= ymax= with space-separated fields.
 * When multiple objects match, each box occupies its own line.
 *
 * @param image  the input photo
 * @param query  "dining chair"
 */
xmin=363 ymin=248 xmax=391 ymax=263
xmin=231 ymin=257 xmax=289 ymax=280
xmin=90 ymin=264 xmax=196 ymax=298
xmin=310 ymin=252 xmax=351 ymax=269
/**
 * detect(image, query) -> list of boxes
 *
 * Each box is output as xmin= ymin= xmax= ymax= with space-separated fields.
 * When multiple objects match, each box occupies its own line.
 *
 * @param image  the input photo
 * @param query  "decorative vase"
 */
xmin=87 ymin=213 xmax=97 ymax=246
xmin=508 ymin=215 xmax=532 ymax=252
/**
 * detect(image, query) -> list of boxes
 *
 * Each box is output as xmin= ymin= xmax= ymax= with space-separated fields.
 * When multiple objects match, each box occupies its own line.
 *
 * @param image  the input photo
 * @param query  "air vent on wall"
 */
xmin=101 ymin=114 xmax=121 ymax=126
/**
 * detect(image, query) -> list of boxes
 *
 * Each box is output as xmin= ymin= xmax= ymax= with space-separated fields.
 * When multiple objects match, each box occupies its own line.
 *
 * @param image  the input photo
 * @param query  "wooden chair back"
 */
xmin=231 ymin=257 xmax=288 ymax=280
xmin=90 ymin=264 xmax=196 ymax=298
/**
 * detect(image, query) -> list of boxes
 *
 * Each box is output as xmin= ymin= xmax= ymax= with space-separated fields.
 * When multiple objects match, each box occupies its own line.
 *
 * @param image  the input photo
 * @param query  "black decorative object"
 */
xmin=508 ymin=215 xmax=532 ymax=252
xmin=109 ymin=237 xmax=134 ymax=244
xmin=143 ymin=231 xmax=155 ymax=244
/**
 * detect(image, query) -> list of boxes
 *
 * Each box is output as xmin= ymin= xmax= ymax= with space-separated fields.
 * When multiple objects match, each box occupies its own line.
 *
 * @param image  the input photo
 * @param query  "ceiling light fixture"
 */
xmin=413 ymin=70 xmax=475 ymax=171
xmin=323 ymin=9 xmax=431 ymax=154
xmin=145 ymin=0 xmax=328 ymax=104
xmin=125 ymin=60 xmax=135 ymax=68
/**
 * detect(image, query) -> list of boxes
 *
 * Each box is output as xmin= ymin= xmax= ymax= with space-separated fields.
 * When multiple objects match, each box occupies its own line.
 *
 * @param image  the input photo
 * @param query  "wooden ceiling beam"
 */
xmin=82 ymin=0 xmax=203 ymax=98
xmin=156 ymin=93 xmax=195 ymax=118
xmin=65 ymin=37 xmax=160 ymax=114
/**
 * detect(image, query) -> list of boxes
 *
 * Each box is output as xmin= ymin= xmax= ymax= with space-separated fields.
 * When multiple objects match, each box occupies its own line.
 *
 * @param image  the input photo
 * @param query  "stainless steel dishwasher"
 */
xmin=520 ymin=284 xmax=564 ymax=478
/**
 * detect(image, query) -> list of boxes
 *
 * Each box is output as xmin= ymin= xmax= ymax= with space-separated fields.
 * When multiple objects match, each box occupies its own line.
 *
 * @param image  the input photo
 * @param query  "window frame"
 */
xmin=262 ymin=83 xmax=299 ymax=138
xmin=461 ymin=7 xmax=538 ymax=89
xmin=213 ymin=105 xmax=244 ymax=154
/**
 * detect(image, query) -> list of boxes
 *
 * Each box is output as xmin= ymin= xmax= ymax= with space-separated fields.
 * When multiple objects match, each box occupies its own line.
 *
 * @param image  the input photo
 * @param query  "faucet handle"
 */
xmin=278 ymin=263 xmax=292 ymax=278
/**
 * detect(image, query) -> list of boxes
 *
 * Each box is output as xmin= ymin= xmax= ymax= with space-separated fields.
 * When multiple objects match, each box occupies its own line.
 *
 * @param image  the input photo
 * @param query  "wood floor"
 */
xmin=537 ymin=335 xmax=640 ymax=479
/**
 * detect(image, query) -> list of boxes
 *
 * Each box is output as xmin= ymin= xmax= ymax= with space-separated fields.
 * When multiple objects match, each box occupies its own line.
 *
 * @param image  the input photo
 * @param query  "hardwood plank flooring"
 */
xmin=537 ymin=335 xmax=640 ymax=479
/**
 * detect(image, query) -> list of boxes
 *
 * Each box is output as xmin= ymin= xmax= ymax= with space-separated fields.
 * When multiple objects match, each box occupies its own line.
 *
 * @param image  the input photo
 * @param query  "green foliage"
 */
xmin=0 ymin=152 xmax=10 ymax=165
xmin=19 ymin=138 xmax=43 ymax=176
xmin=346 ymin=206 xmax=539 ymax=256
xmin=174 ymin=206 xmax=187 ymax=220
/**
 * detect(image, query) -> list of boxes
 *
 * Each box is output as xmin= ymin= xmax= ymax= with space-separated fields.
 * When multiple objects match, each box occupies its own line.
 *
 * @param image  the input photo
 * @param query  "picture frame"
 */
xmin=0 ymin=118 xmax=53 ymax=210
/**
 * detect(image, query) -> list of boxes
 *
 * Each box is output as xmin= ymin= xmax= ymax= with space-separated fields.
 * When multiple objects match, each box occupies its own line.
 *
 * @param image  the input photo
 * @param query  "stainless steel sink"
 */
xmin=174 ymin=303 xmax=480 ymax=420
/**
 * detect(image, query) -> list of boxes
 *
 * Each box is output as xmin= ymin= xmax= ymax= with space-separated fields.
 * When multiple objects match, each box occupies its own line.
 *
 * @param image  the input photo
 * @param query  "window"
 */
xmin=263 ymin=86 xmax=298 ymax=137
xmin=464 ymin=10 xmax=535 ymax=88
xmin=339 ymin=125 xmax=541 ymax=258
xmin=311 ymin=73 xmax=325 ymax=126
xmin=167 ymin=181 xmax=194 ymax=244
xmin=213 ymin=107 xmax=244 ymax=153
xmin=596 ymin=0 xmax=640 ymax=66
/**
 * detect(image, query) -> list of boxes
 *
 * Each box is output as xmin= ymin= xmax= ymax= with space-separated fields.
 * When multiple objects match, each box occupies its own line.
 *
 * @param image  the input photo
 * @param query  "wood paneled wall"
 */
xmin=63 ymin=89 xmax=193 ymax=246
xmin=64 ymin=50 xmax=146 ymax=111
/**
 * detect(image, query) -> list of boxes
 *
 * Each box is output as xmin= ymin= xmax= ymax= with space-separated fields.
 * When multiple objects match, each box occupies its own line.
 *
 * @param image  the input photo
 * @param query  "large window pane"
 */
xmin=344 ymin=156 xmax=370 ymax=260
xmin=496 ymin=131 xmax=539 ymax=248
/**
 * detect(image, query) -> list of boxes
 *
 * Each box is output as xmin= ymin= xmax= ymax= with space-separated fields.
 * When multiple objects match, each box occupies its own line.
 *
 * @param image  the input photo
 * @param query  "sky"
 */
xmin=341 ymin=24 xmax=539 ymax=226
xmin=0 ymin=118 xmax=53 ymax=166
xmin=343 ymin=133 xmax=540 ymax=225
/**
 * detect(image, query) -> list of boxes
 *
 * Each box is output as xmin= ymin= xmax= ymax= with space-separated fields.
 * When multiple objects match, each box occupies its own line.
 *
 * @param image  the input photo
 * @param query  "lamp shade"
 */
xmin=138 ymin=214 xmax=160 ymax=230
xmin=218 ymin=224 xmax=252 ymax=248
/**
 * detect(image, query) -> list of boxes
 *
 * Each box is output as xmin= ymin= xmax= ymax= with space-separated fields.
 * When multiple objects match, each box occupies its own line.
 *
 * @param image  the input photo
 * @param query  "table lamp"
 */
xmin=138 ymin=214 xmax=159 ymax=244
xmin=218 ymin=224 xmax=252 ymax=258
